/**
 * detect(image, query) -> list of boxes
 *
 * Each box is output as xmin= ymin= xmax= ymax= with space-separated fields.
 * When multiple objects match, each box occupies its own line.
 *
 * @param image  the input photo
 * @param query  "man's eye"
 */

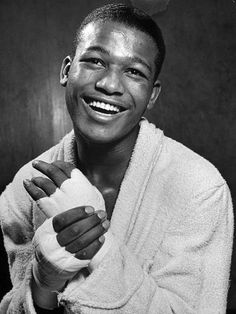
xmin=83 ymin=58 xmax=104 ymax=66
xmin=127 ymin=68 xmax=146 ymax=78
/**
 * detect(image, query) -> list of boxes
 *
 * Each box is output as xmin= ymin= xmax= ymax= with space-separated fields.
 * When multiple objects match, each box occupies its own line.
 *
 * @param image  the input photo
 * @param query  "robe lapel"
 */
xmin=110 ymin=120 xmax=164 ymax=245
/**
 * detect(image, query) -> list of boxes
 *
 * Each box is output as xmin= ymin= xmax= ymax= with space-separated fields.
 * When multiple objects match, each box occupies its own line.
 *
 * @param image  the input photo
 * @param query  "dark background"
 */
xmin=0 ymin=0 xmax=235 ymax=310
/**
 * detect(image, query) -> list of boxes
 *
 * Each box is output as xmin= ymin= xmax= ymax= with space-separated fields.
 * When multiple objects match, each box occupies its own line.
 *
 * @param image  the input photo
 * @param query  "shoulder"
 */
xmin=1 ymin=130 xmax=75 ymax=201
xmin=157 ymin=134 xmax=226 ymax=196
xmin=149 ymin=133 xmax=233 ymax=235
xmin=147 ymin=129 xmax=233 ymax=220
xmin=15 ymin=130 xmax=75 ymax=181
xmin=139 ymin=119 xmax=227 ymax=199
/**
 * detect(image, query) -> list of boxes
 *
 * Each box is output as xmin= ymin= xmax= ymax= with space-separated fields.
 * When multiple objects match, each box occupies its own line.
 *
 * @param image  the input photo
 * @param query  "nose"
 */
xmin=95 ymin=69 xmax=124 ymax=95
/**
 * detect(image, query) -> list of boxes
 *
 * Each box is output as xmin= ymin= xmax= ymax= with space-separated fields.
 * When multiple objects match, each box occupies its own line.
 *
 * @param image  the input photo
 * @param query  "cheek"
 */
xmin=68 ymin=65 xmax=92 ymax=88
xmin=126 ymin=81 xmax=152 ymax=111
xmin=66 ymin=77 xmax=89 ymax=105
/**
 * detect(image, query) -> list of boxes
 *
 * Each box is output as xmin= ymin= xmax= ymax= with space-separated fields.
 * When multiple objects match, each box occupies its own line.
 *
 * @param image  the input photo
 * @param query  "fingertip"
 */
xmin=102 ymin=220 xmax=110 ymax=230
xmin=85 ymin=206 xmax=95 ymax=215
xmin=23 ymin=179 xmax=31 ymax=186
xmin=99 ymin=235 xmax=105 ymax=244
xmin=96 ymin=210 xmax=107 ymax=220
xmin=32 ymin=160 xmax=39 ymax=167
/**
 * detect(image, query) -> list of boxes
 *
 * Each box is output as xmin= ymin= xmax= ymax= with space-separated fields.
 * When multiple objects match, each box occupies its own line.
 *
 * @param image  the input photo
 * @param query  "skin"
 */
xmin=24 ymin=160 xmax=109 ymax=259
xmin=24 ymin=160 xmax=110 ymax=311
xmin=60 ymin=20 xmax=161 ymax=218
xmin=23 ymin=20 xmax=161 ymax=310
xmin=61 ymin=21 xmax=160 ymax=144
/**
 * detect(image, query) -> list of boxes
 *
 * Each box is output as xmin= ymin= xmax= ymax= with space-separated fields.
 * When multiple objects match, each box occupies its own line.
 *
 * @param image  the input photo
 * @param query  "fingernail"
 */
xmin=97 ymin=211 xmax=106 ymax=220
xmin=102 ymin=220 xmax=110 ymax=229
xmin=99 ymin=235 xmax=105 ymax=243
xmin=32 ymin=160 xmax=39 ymax=167
xmin=23 ymin=179 xmax=31 ymax=186
xmin=85 ymin=206 xmax=94 ymax=214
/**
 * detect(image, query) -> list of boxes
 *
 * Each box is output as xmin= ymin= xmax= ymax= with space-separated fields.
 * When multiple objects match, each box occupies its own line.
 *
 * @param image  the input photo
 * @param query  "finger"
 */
xmin=32 ymin=160 xmax=68 ymax=187
xmin=51 ymin=160 xmax=76 ymax=178
xmin=74 ymin=235 xmax=105 ymax=260
xmin=65 ymin=220 xmax=109 ymax=253
xmin=53 ymin=206 xmax=101 ymax=232
xmin=56 ymin=212 xmax=107 ymax=247
xmin=31 ymin=177 xmax=57 ymax=196
xmin=23 ymin=179 xmax=47 ymax=201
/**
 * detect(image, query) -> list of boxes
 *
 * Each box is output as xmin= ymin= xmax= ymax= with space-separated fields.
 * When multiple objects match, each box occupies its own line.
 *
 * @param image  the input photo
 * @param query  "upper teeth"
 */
xmin=89 ymin=101 xmax=120 ymax=113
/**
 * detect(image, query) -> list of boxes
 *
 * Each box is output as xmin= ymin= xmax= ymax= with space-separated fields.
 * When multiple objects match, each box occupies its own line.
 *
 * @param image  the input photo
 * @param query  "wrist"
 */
xmin=32 ymin=275 xmax=62 ymax=310
xmin=34 ymin=302 xmax=64 ymax=313
xmin=32 ymin=257 xmax=68 ymax=291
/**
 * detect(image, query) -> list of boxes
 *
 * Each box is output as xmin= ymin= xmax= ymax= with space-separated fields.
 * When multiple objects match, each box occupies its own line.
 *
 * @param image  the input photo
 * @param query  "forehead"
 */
xmin=76 ymin=21 xmax=157 ymax=68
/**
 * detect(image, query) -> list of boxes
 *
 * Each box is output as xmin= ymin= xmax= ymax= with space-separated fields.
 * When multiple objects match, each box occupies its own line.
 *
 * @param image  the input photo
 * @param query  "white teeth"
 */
xmin=89 ymin=101 xmax=120 ymax=113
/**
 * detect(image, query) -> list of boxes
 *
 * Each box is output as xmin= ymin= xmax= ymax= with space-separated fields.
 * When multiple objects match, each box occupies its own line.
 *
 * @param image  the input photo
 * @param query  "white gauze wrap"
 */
xmin=36 ymin=168 xmax=106 ymax=217
xmin=33 ymin=168 xmax=114 ymax=272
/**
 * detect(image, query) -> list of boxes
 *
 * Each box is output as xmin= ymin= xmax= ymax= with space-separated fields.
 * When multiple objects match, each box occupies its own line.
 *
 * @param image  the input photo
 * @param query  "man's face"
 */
xmin=61 ymin=21 xmax=160 ymax=144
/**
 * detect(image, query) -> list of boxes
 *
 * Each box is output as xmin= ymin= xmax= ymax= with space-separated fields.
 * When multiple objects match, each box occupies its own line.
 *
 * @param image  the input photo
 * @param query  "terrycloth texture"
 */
xmin=0 ymin=120 xmax=234 ymax=314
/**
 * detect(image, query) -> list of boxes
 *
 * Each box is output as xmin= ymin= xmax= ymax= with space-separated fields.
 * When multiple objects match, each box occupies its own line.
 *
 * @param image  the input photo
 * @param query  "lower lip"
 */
xmin=82 ymin=99 xmax=127 ymax=123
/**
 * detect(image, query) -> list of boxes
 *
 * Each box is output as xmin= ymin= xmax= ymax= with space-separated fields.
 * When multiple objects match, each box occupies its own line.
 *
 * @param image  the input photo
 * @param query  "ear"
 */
xmin=60 ymin=56 xmax=72 ymax=87
xmin=147 ymin=80 xmax=161 ymax=110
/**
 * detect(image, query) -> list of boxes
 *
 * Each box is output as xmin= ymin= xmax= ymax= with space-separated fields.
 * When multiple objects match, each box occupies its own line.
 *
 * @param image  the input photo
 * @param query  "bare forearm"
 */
xmin=32 ymin=276 xmax=64 ymax=311
xmin=34 ymin=303 xmax=64 ymax=314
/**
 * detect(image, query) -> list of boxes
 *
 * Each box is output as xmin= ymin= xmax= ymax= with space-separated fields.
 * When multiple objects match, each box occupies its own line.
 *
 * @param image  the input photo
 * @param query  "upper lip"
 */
xmin=82 ymin=95 xmax=128 ymax=111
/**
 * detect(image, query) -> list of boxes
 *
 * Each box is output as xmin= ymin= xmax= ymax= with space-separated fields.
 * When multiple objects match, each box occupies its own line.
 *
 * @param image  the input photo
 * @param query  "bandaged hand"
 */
xmin=23 ymin=160 xmax=113 ymax=308
xmin=30 ymin=205 xmax=110 ymax=309
xmin=28 ymin=160 xmax=106 ymax=217
xmin=32 ymin=206 xmax=109 ymax=288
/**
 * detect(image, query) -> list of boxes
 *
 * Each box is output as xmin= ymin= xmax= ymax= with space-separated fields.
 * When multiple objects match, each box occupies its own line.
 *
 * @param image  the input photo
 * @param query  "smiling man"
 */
xmin=61 ymin=18 xmax=161 ymax=146
xmin=0 ymin=3 xmax=233 ymax=314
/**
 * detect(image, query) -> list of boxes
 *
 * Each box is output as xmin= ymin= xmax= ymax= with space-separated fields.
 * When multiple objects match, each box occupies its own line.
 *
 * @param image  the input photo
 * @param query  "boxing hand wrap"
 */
xmin=32 ymin=168 xmax=114 ymax=309
xmin=33 ymin=217 xmax=114 ymax=289
xmin=36 ymin=168 xmax=106 ymax=218
xmin=33 ymin=218 xmax=90 ymax=275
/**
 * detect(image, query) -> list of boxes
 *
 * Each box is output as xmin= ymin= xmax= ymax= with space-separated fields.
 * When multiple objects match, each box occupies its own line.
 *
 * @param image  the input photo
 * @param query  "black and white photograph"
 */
xmin=0 ymin=0 xmax=235 ymax=313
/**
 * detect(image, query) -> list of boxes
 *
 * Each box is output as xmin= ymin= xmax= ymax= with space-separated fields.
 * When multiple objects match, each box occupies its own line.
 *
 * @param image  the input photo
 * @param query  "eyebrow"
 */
xmin=86 ymin=46 xmax=109 ymax=55
xmin=86 ymin=45 xmax=152 ymax=74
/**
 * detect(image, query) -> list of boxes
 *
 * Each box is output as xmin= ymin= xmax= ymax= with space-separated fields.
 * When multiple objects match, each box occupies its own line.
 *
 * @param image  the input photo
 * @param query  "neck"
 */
xmin=75 ymin=125 xmax=140 ymax=186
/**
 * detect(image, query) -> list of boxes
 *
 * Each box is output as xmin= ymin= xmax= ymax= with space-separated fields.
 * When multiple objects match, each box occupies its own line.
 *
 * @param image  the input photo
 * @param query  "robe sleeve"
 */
xmin=0 ymin=165 xmax=37 ymax=314
xmin=60 ymin=183 xmax=234 ymax=314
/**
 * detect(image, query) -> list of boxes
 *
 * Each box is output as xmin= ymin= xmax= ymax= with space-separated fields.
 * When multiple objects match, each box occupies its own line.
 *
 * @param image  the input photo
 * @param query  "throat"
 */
xmin=100 ymin=186 xmax=120 ymax=220
xmin=74 ymin=124 xmax=140 ymax=219
xmin=85 ymin=170 xmax=123 ymax=221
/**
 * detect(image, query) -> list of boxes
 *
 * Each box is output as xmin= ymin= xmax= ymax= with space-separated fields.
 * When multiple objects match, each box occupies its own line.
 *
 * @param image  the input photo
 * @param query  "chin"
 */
xmin=75 ymin=120 xmax=140 ymax=148
xmin=74 ymin=124 xmax=123 ymax=145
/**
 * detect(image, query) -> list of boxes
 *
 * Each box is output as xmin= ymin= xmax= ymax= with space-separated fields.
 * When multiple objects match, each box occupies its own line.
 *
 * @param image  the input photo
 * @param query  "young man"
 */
xmin=0 ymin=3 xmax=233 ymax=314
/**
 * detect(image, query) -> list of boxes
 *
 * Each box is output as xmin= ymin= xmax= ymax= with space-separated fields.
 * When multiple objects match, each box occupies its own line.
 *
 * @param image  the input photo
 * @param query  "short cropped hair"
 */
xmin=73 ymin=3 xmax=165 ymax=79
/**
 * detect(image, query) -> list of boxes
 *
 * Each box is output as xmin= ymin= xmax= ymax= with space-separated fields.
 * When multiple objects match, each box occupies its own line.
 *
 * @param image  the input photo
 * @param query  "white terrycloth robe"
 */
xmin=0 ymin=120 xmax=234 ymax=314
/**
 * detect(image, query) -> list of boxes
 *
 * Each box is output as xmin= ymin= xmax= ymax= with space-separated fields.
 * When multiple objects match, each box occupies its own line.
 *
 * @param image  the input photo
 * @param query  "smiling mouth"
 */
xmin=83 ymin=96 xmax=126 ymax=115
